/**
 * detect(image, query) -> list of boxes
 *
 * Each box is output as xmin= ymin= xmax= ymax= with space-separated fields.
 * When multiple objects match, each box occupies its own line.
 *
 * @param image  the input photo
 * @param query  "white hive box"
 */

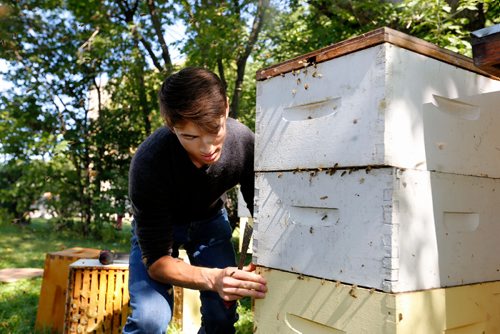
xmin=255 ymin=27 xmax=500 ymax=177
xmin=253 ymin=167 xmax=500 ymax=293
xmin=254 ymin=267 xmax=500 ymax=334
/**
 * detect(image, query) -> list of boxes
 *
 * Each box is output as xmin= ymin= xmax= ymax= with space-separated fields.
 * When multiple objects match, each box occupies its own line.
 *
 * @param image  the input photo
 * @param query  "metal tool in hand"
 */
xmin=238 ymin=220 xmax=254 ymax=270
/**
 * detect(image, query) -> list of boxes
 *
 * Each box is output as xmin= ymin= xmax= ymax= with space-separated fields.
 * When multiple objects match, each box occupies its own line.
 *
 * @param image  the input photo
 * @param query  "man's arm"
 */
xmin=148 ymin=255 xmax=267 ymax=301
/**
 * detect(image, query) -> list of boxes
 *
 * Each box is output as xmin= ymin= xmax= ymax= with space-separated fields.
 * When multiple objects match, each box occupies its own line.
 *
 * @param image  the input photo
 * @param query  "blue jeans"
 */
xmin=122 ymin=209 xmax=238 ymax=334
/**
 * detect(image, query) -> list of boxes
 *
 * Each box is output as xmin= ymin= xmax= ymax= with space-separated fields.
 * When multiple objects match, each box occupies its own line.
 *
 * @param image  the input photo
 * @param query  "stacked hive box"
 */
xmin=64 ymin=259 xmax=130 ymax=334
xmin=253 ymin=27 xmax=500 ymax=333
xmin=63 ymin=254 xmax=201 ymax=334
xmin=36 ymin=247 xmax=101 ymax=333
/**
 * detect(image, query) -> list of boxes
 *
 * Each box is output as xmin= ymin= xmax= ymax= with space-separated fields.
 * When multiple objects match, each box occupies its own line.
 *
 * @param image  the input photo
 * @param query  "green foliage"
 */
xmin=259 ymin=0 xmax=396 ymax=65
xmin=235 ymin=298 xmax=254 ymax=333
xmin=394 ymin=0 xmax=500 ymax=56
xmin=1 ymin=0 xmax=498 ymax=235
xmin=0 ymin=0 xmax=160 ymax=236
xmin=0 ymin=160 xmax=55 ymax=225
xmin=179 ymin=1 xmax=242 ymax=69
xmin=260 ymin=0 xmax=499 ymax=68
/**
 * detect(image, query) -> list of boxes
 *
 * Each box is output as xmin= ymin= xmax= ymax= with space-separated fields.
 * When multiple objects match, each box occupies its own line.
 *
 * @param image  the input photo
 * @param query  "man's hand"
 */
xmin=149 ymin=256 xmax=267 ymax=302
xmin=212 ymin=264 xmax=267 ymax=302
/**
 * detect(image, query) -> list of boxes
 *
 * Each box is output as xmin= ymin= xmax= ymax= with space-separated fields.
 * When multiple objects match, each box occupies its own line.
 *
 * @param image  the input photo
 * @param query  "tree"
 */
xmin=260 ymin=0 xmax=499 ymax=66
xmin=0 ymin=0 xmax=160 ymax=234
xmin=0 ymin=0 xmax=268 ymax=234
xmin=179 ymin=0 xmax=269 ymax=118
xmin=1 ymin=0 xmax=497 ymax=234
xmin=394 ymin=0 xmax=500 ymax=56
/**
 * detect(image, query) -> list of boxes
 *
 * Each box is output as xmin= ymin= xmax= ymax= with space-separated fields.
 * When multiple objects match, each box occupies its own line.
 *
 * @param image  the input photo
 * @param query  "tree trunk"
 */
xmin=230 ymin=0 xmax=268 ymax=118
xmin=133 ymin=39 xmax=152 ymax=135
xmin=147 ymin=0 xmax=173 ymax=74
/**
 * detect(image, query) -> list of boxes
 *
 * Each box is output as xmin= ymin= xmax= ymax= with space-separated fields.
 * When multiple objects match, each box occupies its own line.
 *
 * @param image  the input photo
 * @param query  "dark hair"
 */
xmin=159 ymin=67 xmax=228 ymax=134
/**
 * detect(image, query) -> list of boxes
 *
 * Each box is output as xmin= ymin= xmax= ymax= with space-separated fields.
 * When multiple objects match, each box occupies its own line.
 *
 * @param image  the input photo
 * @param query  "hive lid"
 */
xmin=257 ymin=27 xmax=499 ymax=81
xmin=471 ymin=24 xmax=500 ymax=39
xmin=69 ymin=258 xmax=129 ymax=269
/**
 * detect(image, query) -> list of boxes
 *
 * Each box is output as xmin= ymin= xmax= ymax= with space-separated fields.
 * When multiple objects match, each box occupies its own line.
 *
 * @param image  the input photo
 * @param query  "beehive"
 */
xmin=63 ymin=259 xmax=129 ymax=334
xmin=254 ymin=267 xmax=500 ymax=334
xmin=253 ymin=27 xmax=500 ymax=292
xmin=63 ymin=253 xmax=201 ymax=334
xmin=255 ymin=28 xmax=500 ymax=176
xmin=254 ymin=167 xmax=500 ymax=293
xmin=253 ymin=26 xmax=500 ymax=333
xmin=36 ymin=247 xmax=101 ymax=333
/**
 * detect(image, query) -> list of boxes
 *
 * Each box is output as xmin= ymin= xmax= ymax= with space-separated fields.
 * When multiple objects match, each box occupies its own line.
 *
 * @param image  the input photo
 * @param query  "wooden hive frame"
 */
xmin=64 ymin=259 xmax=130 ymax=334
xmin=63 ymin=254 xmax=200 ymax=333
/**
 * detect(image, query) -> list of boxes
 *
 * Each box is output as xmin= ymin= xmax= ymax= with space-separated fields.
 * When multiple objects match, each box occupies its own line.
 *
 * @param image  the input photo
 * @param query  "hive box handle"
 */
xmin=283 ymin=97 xmax=341 ymax=121
xmin=432 ymin=95 xmax=480 ymax=121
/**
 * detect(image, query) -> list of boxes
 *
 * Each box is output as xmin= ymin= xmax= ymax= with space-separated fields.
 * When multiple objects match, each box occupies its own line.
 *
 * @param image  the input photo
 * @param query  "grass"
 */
xmin=0 ymin=219 xmax=131 ymax=334
xmin=0 ymin=219 xmax=254 ymax=334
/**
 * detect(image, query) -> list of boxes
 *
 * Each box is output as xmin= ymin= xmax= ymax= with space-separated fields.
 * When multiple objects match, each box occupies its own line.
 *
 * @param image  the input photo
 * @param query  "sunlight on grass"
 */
xmin=0 ymin=219 xmax=255 ymax=333
xmin=0 ymin=219 xmax=132 ymax=333
xmin=0 ymin=278 xmax=42 ymax=333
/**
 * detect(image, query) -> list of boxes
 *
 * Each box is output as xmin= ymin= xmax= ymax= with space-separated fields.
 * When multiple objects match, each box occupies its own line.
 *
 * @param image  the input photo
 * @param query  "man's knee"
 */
xmin=124 ymin=288 xmax=172 ymax=334
xmin=123 ymin=306 xmax=171 ymax=334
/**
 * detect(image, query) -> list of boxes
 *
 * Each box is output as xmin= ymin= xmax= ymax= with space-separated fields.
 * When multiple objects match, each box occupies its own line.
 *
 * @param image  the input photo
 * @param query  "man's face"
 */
xmin=173 ymin=115 xmax=228 ymax=168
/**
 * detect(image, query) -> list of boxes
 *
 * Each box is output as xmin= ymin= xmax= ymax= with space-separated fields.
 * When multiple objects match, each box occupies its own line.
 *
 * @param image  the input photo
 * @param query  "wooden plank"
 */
xmin=97 ymin=270 xmax=107 ymax=333
xmin=256 ymin=27 xmax=499 ymax=81
xmin=81 ymin=269 xmax=91 ymax=331
xmin=72 ymin=268 xmax=82 ymax=321
xmin=113 ymin=270 xmax=124 ymax=332
xmin=172 ymin=286 xmax=184 ymax=330
xmin=87 ymin=269 xmax=99 ymax=331
xmin=64 ymin=270 xmax=76 ymax=333
xmin=104 ymin=269 xmax=115 ymax=333
xmin=64 ymin=260 xmax=130 ymax=334
xmin=120 ymin=270 xmax=130 ymax=332
xmin=51 ymin=247 xmax=103 ymax=259
xmin=64 ymin=262 xmax=132 ymax=334
xmin=254 ymin=167 xmax=500 ymax=292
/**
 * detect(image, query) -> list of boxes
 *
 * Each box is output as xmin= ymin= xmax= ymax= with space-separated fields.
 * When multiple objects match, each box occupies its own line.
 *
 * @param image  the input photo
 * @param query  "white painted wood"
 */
xmin=255 ymin=43 xmax=500 ymax=177
xmin=254 ymin=268 xmax=500 ymax=334
xmin=253 ymin=168 xmax=500 ymax=292
xmin=237 ymin=186 xmax=251 ymax=217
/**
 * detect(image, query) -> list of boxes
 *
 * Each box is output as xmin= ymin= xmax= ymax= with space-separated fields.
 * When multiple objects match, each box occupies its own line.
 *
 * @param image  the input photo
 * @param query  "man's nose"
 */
xmin=200 ymin=136 xmax=216 ymax=153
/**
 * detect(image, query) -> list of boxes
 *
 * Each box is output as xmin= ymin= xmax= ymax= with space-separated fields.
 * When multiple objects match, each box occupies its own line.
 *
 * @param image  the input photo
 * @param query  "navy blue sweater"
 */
xmin=129 ymin=117 xmax=254 ymax=267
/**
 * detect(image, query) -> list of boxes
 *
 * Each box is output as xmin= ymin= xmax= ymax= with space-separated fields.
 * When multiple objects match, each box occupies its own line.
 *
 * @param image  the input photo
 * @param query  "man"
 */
xmin=124 ymin=67 xmax=267 ymax=334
